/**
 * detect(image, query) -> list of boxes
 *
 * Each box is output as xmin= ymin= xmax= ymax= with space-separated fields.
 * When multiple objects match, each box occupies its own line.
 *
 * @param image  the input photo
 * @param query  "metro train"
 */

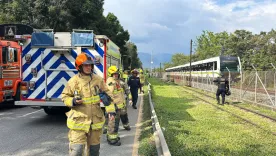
xmin=165 ymin=56 xmax=242 ymax=82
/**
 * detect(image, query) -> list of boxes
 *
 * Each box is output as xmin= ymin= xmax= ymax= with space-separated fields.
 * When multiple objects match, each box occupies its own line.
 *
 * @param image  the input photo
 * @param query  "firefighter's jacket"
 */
xmin=62 ymin=73 xmax=115 ymax=133
xmin=120 ymin=80 xmax=132 ymax=100
xmin=106 ymin=77 xmax=126 ymax=109
xmin=122 ymin=73 xmax=129 ymax=83
xmin=140 ymin=74 xmax=145 ymax=84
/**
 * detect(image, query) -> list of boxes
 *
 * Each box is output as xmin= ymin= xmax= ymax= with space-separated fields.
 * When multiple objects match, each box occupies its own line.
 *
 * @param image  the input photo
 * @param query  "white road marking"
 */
xmin=18 ymin=109 xmax=43 ymax=117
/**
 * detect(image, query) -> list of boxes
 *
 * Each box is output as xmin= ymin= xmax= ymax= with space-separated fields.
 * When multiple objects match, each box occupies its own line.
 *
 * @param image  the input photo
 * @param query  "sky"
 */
xmin=103 ymin=0 xmax=276 ymax=55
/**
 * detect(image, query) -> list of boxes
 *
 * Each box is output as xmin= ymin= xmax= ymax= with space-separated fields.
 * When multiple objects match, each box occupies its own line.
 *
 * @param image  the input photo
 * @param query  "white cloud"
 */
xmin=104 ymin=0 xmax=276 ymax=55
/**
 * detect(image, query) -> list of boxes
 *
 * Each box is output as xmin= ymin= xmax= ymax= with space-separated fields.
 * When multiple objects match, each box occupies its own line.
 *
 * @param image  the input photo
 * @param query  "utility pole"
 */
xmin=151 ymin=50 xmax=153 ymax=74
xmin=189 ymin=39 xmax=193 ymax=86
xmin=160 ymin=62 xmax=162 ymax=78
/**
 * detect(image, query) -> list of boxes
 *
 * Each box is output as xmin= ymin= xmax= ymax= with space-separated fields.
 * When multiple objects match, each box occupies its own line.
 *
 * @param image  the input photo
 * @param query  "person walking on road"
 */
xmin=104 ymin=66 xmax=131 ymax=146
xmin=213 ymin=73 xmax=229 ymax=105
xmin=62 ymin=53 xmax=116 ymax=156
xmin=128 ymin=69 xmax=142 ymax=109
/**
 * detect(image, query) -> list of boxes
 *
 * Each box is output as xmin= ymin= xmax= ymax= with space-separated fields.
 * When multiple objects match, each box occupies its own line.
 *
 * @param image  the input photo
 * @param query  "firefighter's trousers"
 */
xmin=105 ymin=107 xmax=129 ymax=142
xmin=120 ymin=105 xmax=130 ymax=128
xmin=68 ymin=129 xmax=102 ymax=156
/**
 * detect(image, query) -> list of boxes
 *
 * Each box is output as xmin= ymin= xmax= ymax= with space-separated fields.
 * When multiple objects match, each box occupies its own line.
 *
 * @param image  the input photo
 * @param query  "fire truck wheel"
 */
xmin=14 ymin=86 xmax=24 ymax=108
xmin=14 ymin=86 xmax=21 ymax=101
xmin=43 ymin=107 xmax=58 ymax=115
xmin=43 ymin=107 xmax=70 ymax=115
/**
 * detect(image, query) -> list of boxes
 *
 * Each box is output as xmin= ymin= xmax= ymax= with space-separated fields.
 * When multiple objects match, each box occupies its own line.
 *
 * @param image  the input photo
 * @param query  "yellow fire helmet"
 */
xmin=108 ymin=66 xmax=119 ymax=77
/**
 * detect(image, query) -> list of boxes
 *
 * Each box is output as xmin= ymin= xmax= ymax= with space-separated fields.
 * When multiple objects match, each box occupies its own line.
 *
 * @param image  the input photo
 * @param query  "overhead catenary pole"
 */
xmin=151 ymin=50 xmax=153 ymax=74
xmin=189 ymin=39 xmax=193 ymax=86
xmin=160 ymin=62 xmax=162 ymax=78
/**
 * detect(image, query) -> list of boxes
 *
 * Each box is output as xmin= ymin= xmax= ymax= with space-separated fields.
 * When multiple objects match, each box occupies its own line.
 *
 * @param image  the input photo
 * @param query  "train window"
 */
xmin=2 ymin=47 xmax=8 ymax=64
xmin=207 ymin=62 xmax=213 ymax=70
xmin=214 ymin=61 xmax=217 ymax=70
xmin=195 ymin=65 xmax=199 ymax=71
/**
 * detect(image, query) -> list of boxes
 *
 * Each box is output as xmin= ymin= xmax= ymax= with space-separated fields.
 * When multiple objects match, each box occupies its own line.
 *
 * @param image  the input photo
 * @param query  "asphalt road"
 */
xmin=0 ymin=95 xmax=142 ymax=156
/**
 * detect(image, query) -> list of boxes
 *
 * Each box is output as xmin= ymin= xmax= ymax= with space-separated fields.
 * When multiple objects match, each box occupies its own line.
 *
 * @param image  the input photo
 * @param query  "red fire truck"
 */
xmin=0 ymin=24 xmax=33 ymax=104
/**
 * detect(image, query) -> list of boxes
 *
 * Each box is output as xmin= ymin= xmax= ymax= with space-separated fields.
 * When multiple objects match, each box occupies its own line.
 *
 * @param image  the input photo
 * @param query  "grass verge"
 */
xmin=138 ymin=82 xmax=157 ymax=156
xmin=187 ymin=86 xmax=276 ymax=119
xmin=149 ymin=78 xmax=276 ymax=156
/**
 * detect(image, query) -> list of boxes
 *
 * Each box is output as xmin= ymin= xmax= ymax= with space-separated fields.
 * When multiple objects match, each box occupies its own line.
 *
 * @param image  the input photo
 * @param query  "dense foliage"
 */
xmin=0 ymin=0 xmax=142 ymax=69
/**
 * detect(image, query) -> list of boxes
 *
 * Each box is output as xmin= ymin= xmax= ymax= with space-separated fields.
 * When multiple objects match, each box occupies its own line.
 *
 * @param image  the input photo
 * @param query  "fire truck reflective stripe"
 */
xmin=22 ymin=40 xmax=104 ymax=100
xmin=23 ymin=49 xmax=51 ymax=79
xmin=36 ymin=87 xmax=46 ymax=99
xmin=52 ymin=85 xmax=65 ymax=98
xmin=42 ymin=51 xmax=55 ymax=66
xmin=22 ymin=48 xmax=45 ymax=73
xmin=28 ymin=74 xmax=45 ymax=99
xmin=47 ymin=71 xmax=71 ymax=93
xmin=94 ymin=42 xmax=104 ymax=57
xmin=23 ymin=49 xmax=52 ymax=81
xmin=47 ymin=72 xmax=72 ymax=98
xmin=47 ymin=71 xmax=77 ymax=99
xmin=50 ymin=55 xmax=75 ymax=70
xmin=71 ymin=49 xmax=78 ymax=59
xmin=48 ymin=78 xmax=67 ymax=98
xmin=22 ymin=43 xmax=31 ymax=57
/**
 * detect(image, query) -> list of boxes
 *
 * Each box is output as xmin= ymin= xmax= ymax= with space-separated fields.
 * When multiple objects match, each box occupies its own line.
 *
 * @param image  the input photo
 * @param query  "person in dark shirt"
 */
xmin=127 ymin=69 xmax=142 ymax=109
xmin=213 ymin=73 xmax=229 ymax=105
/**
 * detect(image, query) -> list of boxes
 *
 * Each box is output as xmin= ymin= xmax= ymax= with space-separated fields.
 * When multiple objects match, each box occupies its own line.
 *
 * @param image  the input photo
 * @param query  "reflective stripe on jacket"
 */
xmin=62 ymin=73 xmax=114 ymax=132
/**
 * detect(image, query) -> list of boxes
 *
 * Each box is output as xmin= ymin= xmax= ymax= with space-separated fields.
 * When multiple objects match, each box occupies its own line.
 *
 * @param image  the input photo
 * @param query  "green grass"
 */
xmin=138 ymin=82 xmax=157 ymax=156
xmin=187 ymin=86 xmax=276 ymax=119
xmin=149 ymin=78 xmax=276 ymax=156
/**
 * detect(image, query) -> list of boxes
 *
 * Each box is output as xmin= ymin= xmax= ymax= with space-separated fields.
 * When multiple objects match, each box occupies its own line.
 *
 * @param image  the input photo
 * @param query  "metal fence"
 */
xmin=154 ymin=70 xmax=276 ymax=109
xmin=148 ymin=82 xmax=171 ymax=156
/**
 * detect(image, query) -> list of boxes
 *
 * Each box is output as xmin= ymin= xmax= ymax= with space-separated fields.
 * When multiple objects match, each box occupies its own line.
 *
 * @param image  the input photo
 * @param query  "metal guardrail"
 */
xmin=148 ymin=82 xmax=171 ymax=156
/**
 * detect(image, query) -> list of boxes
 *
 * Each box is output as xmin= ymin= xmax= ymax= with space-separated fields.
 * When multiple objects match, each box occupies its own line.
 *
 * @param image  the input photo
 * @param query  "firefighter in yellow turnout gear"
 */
xmin=139 ymin=69 xmax=145 ymax=93
xmin=122 ymin=70 xmax=129 ymax=83
xmin=62 ymin=53 xmax=116 ymax=156
xmin=105 ymin=66 xmax=131 ymax=146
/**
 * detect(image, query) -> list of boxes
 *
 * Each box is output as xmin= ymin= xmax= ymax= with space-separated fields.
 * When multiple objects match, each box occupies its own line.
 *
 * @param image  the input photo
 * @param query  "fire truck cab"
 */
xmin=0 ymin=24 xmax=33 ymax=104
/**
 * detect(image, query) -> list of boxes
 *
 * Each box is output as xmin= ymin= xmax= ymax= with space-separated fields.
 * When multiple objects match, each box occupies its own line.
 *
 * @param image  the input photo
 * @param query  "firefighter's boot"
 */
xmin=69 ymin=144 xmax=84 ymax=156
xmin=123 ymin=125 xmax=131 ymax=131
xmin=107 ymin=138 xmax=121 ymax=146
xmin=89 ymin=144 xmax=100 ymax=156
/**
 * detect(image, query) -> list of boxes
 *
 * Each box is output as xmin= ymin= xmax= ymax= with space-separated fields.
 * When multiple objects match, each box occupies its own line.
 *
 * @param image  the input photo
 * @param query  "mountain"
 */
xmin=138 ymin=52 xmax=172 ymax=68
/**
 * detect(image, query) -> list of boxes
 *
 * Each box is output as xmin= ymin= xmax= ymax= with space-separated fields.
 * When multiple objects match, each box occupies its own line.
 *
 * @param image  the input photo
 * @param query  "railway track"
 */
xmin=186 ymin=86 xmax=276 ymax=122
xmin=180 ymin=87 xmax=276 ymax=136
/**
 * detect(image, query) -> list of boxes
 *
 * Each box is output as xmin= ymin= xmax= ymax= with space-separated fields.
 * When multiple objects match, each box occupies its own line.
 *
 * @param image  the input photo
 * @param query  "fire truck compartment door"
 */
xmin=42 ymin=50 xmax=77 ymax=99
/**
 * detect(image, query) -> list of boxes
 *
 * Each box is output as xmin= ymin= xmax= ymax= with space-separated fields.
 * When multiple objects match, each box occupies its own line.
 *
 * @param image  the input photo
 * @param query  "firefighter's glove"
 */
xmin=129 ymin=100 xmax=133 ymax=106
xmin=73 ymin=98 xmax=83 ymax=106
xmin=99 ymin=92 xmax=112 ymax=106
xmin=108 ymin=112 xmax=116 ymax=121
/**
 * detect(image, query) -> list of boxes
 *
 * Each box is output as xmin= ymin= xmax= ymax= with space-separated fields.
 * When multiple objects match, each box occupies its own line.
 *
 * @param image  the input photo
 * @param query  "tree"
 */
xmin=125 ymin=42 xmax=142 ymax=69
xmin=163 ymin=53 xmax=190 ymax=70
xmin=195 ymin=31 xmax=229 ymax=60
xmin=105 ymin=13 xmax=130 ymax=68
xmin=0 ymin=0 xmax=140 ymax=70
xmin=194 ymin=29 xmax=276 ymax=70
